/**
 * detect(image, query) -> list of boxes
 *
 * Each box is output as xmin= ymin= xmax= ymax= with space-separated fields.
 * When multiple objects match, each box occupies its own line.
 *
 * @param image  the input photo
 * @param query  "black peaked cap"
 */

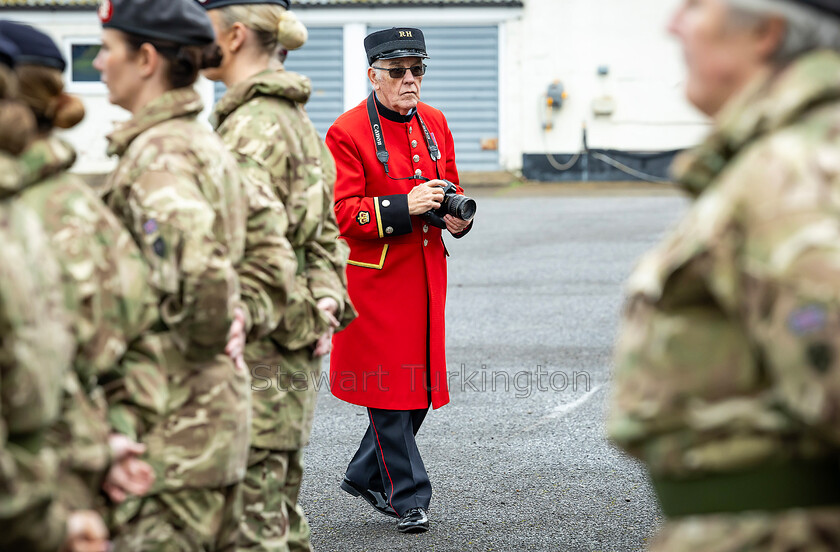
xmin=0 ymin=21 xmax=66 ymax=72
xmin=365 ymin=28 xmax=429 ymax=66
xmin=99 ymin=0 xmax=215 ymax=46
xmin=790 ymin=0 xmax=840 ymax=17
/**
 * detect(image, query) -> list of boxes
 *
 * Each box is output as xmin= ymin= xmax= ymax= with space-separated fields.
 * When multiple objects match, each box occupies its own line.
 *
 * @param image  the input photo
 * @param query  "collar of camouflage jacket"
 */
xmin=673 ymin=50 xmax=840 ymax=197
xmin=0 ymin=137 xmax=75 ymax=200
xmin=107 ymin=87 xmax=204 ymax=157
xmin=210 ymin=68 xmax=312 ymax=129
xmin=0 ymin=151 xmax=25 ymax=200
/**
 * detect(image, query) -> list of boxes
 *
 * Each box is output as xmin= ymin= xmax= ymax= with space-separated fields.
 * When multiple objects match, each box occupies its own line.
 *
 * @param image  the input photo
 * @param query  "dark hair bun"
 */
xmin=201 ymin=43 xmax=223 ymax=70
xmin=0 ymin=100 xmax=36 ymax=155
xmin=51 ymin=92 xmax=85 ymax=129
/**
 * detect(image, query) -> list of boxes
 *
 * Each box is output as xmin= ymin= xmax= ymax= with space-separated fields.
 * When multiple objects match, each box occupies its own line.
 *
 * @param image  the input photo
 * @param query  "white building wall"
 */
xmin=3 ymin=11 xmax=217 ymax=175
xmin=6 ymin=0 xmax=709 ymax=174
xmin=503 ymin=0 xmax=711 ymax=170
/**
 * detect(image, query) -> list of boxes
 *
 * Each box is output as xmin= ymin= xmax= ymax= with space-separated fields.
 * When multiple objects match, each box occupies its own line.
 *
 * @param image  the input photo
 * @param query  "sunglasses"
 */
xmin=372 ymin=64 xmax=427 ymax=79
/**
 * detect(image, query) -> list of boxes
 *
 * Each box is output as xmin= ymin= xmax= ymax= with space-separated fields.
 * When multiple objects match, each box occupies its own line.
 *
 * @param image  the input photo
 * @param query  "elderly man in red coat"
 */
xmin=326 ymin=27 xmax=474 ymax=534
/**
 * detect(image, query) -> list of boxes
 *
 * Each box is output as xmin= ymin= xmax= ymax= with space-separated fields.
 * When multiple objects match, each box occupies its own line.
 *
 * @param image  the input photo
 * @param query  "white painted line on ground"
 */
xmin=545 ymin=383 xmax=605 ymax=420
xmin=526 ymin=384 xmax=606 ymax=432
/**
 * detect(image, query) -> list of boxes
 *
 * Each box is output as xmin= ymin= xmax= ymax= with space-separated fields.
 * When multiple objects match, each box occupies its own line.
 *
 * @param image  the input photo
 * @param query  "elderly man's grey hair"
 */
xmin=727 ymin=0 xmax=840 ymax=63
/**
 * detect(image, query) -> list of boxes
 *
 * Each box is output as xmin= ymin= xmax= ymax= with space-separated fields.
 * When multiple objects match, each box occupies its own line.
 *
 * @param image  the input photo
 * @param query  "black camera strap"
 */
xmin=416 ymin=111 xmax=441 ymax=163
xmin=366 ymin=92 xmax=441 ymax=181
xmin=366 ymin=92 xmax=391 ymax=173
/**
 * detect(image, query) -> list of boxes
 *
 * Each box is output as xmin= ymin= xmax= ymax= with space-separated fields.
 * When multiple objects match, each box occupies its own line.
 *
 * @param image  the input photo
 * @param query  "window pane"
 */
xmin=71 ymin=44 xmax=101 ymax=83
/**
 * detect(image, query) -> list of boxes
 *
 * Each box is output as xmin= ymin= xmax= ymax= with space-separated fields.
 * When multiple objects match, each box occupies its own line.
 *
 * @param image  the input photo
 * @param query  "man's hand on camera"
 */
xmin=408 ymin=180 xmax=446 ymax=215
xmin=444 ymin=214 xmax=471 ymax=235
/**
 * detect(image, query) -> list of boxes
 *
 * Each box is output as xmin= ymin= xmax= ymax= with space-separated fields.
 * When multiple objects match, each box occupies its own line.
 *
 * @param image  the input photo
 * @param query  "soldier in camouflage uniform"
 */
xmin=609 ymin=0 xmax=840 ymax=550
xmin=0 ymin=35 xmax=108 ymax=552
xmin=0 ymin=171 xmax=80 ymax=552
xmin=1 ymin=21 xmax=159 ymax=517
xmin=200 ymin=2 xmax=355 ymax=550
xmin=90 ymin=0 xmax=294 ymax=548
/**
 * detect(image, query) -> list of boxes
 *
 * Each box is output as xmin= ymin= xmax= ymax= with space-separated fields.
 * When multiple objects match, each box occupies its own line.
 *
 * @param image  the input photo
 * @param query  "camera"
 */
xmin=421 ymin=180 xmax=477 ymax=230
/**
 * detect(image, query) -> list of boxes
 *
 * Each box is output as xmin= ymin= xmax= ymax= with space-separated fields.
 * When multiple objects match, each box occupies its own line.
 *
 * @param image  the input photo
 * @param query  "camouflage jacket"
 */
xmin=102 ymin=88 xmax=250 ymax=494
xmin=212 ymin=69 xmax=355 ymax=352
xmin=15 ymin=137 xmax=158 ymax=507
xmin=0 ymin=149 xmax=24 ymax=199
xmin=0 ymin=152 xmax=76 ymax=551
xmin=609 ymin=51 xmax=840 ymax=479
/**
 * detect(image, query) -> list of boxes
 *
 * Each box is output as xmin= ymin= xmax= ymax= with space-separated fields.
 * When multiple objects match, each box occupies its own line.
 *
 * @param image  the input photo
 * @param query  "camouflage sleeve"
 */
xmin=235 ymin=156 xmax=299 ymax=340
xmin=305 ymin=142 xmax=355 ymax=328
xmin=0 ymin=350 xmax=68 ymax=552
xmin=0 ymin=436 xmax=68 ymax=552
xmin=49 ymin=375 xmax=113 ymax=509
xmin=743 ymin=212 xmax=840 ymax=445
xmin=125 ymin=170 xmax=239 ymax=359
xmin=103 ymin=333 xmax=169 ymax=442
xmin=736 ymin=149 xmax=840 ymax=446
xmin=0 ymin=207 xmax=72 ymax=551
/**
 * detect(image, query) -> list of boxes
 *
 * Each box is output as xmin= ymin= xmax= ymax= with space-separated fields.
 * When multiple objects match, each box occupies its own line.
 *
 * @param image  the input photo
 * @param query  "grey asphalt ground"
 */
xmin=301 ymin=188 xmax=689 ymax=552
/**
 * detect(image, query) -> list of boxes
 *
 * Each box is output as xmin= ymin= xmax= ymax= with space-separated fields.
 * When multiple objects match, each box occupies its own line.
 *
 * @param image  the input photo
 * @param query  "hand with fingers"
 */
xmin=61 ymin=510 xmax=109 ymax=552
xmin=407 ymin=180 xmax=447 ymax=215
xmin=226 ymin=307 xmax=248 ymax=373
xmin=313 ymin=297 xmax=340 ymax=358
xmin=444 ymin=214 xmax=471 ymax=235
xmin=102 ymin=434 xmax=155 ymax=504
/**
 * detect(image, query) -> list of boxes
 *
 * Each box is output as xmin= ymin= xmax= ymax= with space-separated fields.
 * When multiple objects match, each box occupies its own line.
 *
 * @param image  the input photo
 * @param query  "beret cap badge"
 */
xmin=98 ymin=0 xmax=114 ymax=23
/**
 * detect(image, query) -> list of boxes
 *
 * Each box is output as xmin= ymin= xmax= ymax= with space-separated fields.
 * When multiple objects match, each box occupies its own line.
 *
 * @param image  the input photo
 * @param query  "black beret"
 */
xmin=0 ymin=21 xmax=66 ymax=72
xmin=0 ymin=33 xmax=19 ymax=68
xmin=365 ymin=28 xmax=429 ymax=66
xmin=789 ymin=0 xmax=840 ymax=17
xmin=195 ymin=0 xmax=291 ymax=9
xmin=99 ymin=0 xmax=216 ymax=46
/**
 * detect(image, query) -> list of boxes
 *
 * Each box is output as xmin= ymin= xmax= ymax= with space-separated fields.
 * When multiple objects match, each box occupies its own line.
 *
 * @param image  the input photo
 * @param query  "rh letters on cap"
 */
xmin=399 ymin=30 xmax=413 ymax=38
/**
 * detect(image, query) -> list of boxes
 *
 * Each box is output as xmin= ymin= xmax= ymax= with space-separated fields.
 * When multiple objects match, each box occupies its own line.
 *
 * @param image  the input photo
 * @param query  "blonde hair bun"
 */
xmin=277 ymin=10 xmax=307 ymax=50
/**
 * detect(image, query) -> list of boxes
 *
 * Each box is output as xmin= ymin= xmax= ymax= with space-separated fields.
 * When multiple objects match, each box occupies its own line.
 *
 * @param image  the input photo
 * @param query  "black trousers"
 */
xmin=345 ymin=407 xmax=431 ymax=517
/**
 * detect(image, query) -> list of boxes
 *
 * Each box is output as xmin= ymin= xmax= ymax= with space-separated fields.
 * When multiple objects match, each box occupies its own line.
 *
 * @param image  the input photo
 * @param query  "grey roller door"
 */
xmin=370 ymin=25 xmax=500 ymax=171
xmin=214 ymin=26 xmax=344 ymax=139
xmin=284 ymin=27 xmax=344 ymax=138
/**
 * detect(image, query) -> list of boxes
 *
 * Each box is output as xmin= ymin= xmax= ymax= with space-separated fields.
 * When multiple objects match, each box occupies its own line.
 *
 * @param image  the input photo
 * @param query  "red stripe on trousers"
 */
xmin=368 ymin=410 xmax=397 ymax=514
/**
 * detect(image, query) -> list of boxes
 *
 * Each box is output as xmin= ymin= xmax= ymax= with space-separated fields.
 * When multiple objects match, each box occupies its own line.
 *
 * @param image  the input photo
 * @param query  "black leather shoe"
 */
xmin=397 ymin=507 xmax=429 ymax=534
xmin=340 ymin=476 xmax=399 ymax=518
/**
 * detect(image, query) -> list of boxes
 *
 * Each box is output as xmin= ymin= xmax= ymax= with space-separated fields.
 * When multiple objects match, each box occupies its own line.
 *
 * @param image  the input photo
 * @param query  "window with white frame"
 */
xmin=63 ymin=38 xmax=104 ymax=94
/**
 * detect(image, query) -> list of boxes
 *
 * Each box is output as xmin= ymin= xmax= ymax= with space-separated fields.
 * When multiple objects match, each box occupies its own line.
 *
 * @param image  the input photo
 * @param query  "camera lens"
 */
xmin=446 ymin=194 xmax=477 ymax=221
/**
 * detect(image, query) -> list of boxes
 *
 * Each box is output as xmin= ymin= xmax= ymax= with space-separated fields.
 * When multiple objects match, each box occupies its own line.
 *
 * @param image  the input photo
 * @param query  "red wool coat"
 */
xmin=326 ymin=96 xmax=469 ymax=411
